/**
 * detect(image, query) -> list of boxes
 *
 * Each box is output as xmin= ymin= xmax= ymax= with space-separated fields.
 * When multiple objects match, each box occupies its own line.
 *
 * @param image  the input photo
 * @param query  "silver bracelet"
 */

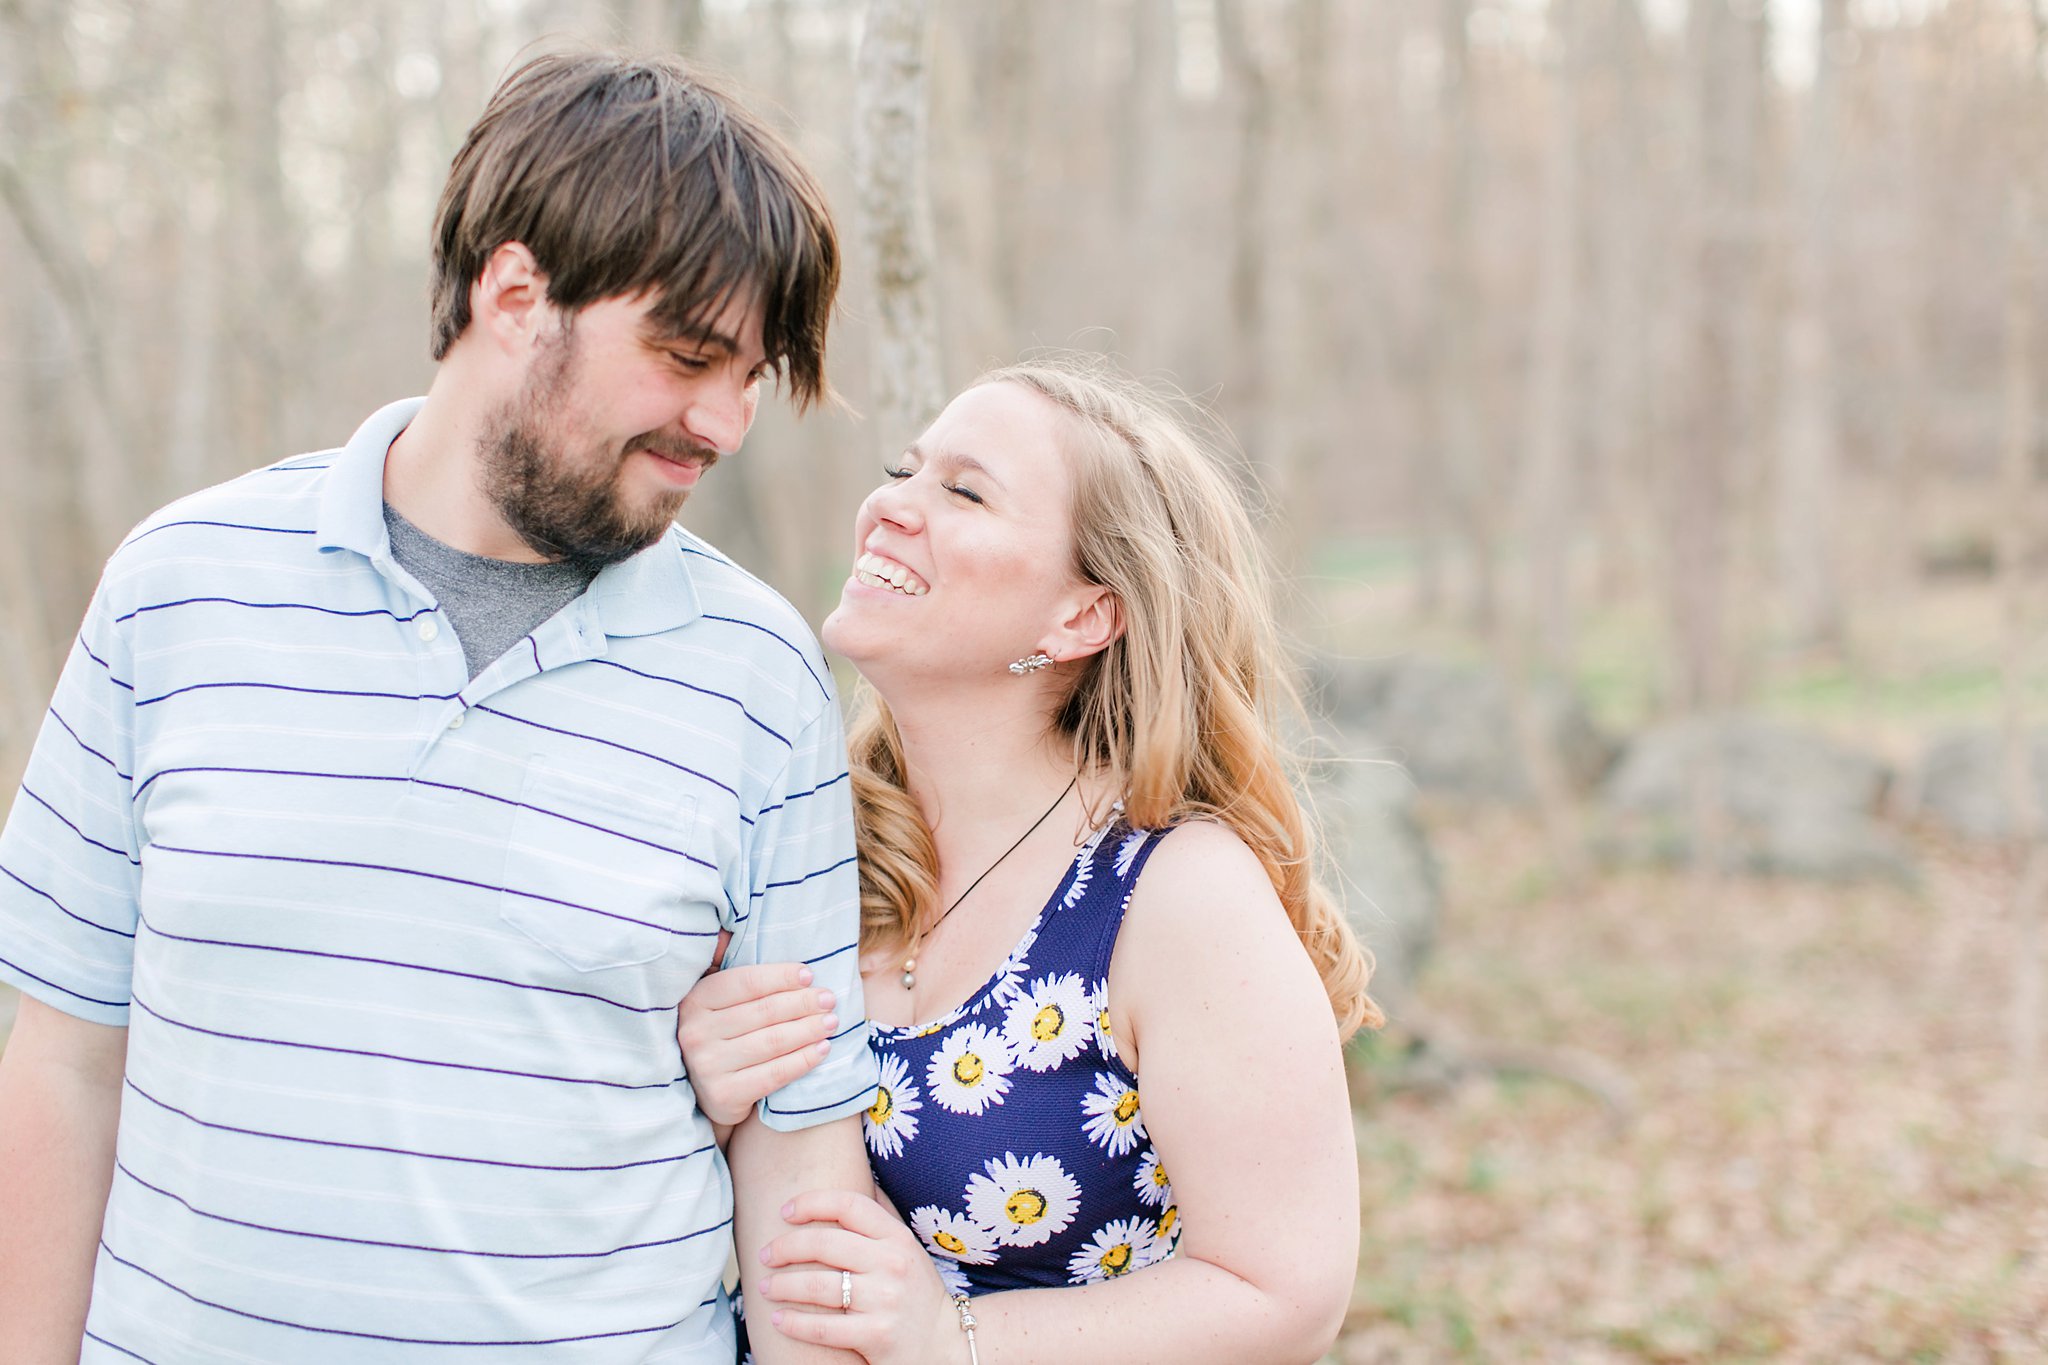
xmin=951 ymin=1292 xmax=981 ymax=1365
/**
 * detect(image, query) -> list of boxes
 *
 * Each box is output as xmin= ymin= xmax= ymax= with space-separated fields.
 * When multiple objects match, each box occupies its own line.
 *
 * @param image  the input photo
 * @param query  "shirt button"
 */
xmin=447 ymin=712 xmax=465 ymax=730
xmin=418 ymin=617 xmax=440 ymax=642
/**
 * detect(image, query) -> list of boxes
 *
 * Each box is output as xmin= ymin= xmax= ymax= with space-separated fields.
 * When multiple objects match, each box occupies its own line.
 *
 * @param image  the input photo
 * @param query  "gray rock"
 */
xmin=1597 ymin=715 xmax=1912 ymax=880
xmin=1908 ymin=728 xmax=2048 ymax=842
xmin=1312 ymin=655 xmax=1616 ymax=803
xmin=1314 ymin=750 xmax=1441 ymax=1016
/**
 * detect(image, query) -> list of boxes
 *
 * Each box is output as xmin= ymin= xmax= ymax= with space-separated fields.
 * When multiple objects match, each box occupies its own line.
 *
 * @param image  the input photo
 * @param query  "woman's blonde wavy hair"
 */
xmin=847 ymin=356 xmax=1382 ymax=1039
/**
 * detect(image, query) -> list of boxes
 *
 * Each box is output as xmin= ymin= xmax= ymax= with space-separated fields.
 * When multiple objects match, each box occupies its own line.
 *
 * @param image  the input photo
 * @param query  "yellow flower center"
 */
xmin=1113 ymin=1090 xmax=1141 ymax=1125
xmin=1031 ymin=1004 xmax=1064 ymax=1041
xmin=1157 ymin=1205 xmax=1178 ymax=1238
xmin=1100 ymin=1241 xmax=1134 ymax=1275
xmin=1151 ymin=1163 xmax=1170 ymax=1189
xmin=867 ymin=1087 xmax=894 ymax=1125
xmin=1005 ymin=1188 xmax=1048 ymax=1225
xmin=934 ymin=1229 xmax=968 ymax=1254
xmin=953 ymin=1052 xmax=984 ymax=1086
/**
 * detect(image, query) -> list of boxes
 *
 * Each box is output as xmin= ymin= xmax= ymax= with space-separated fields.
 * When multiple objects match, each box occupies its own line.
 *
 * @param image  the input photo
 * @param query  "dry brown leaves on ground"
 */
xmin=1340 ymin=810 xmax=2047 ymax=1364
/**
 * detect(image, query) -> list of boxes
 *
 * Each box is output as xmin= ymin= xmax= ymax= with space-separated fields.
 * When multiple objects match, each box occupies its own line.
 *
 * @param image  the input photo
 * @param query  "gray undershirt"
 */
xmin=384 ymin=503 xmax=597 ymax=680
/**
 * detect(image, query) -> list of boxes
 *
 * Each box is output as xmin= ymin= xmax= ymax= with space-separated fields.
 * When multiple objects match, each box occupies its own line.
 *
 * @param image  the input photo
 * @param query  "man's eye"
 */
xmin=670 ymin=352 xmax=710 ymax=372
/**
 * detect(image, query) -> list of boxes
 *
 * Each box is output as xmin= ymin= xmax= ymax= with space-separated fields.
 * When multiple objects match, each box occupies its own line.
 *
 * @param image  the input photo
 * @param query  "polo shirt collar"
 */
xmin=588 ymin=532 xmax=702 ymax=638
xmin=316 ymin=397 xmax=424 ymax=559
xmin=315 ymin=396 xmax=701 ymax=638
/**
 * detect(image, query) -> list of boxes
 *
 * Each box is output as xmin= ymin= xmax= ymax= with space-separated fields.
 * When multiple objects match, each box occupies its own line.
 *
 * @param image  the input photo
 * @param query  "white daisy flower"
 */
xmin=863 ymin=1051 xmax=922 ymax=1162
xmin=1132 ymin=1147 xmax=1172 ymax=1207
xmin=1059 ymin=847 xmax=1096 ymax=909
xmin=988 ymin=922 xmax=1041 ymax=1008
xmin=1080 ymin=1072 xmax=1147 ymax=1156
xmin=911 ymin=1205 xmax=1000 ymax=1266
xmin=927 ymin=1023 xmax=1014 ymax=1116
xmin=964 ymin=1152 xmax=1081 ymax=1247
xmin=1065 ymin=1215 xmax=1159 ymax=1284
xmin=931 ymin=1254 xmax=973 ymax=1298
xmin=1091 ymin=983 xmax=1119 ymax=1060
xmin=1113 ymin=830 xmax=1148 ymax=879
xmin=1154 ymin=1203 xmax=1180 ymax=1247
xmin=1003 ymin=972 xmax=1094 ymax=1071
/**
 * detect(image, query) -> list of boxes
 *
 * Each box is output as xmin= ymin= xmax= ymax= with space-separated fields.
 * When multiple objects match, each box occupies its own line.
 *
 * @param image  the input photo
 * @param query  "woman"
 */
xmin=691 ymin=358 xmax=1381 ymax=1364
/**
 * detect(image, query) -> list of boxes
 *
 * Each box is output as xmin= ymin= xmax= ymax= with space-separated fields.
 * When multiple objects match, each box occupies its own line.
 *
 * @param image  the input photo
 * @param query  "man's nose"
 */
xmin=683 ymin=376 xmax=755 ymax=456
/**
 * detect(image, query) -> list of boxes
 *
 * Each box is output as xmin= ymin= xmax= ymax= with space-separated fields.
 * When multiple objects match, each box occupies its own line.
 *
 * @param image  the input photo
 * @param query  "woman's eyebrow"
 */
xmin=928 ymin=450 xmax=1006 ymax=492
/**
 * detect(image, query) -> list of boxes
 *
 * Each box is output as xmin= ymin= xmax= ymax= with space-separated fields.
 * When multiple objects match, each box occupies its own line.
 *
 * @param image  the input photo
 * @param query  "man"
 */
xmin=0 ymin=51 xmax=875 ymax=1363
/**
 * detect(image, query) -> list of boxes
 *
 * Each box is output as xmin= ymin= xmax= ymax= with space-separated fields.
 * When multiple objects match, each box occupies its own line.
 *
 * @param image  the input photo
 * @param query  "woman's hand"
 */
xmin=758 ymin=1190 xmax=960 ymax=1365
xmin=679 ymin=934 xmax=840 ymax=1127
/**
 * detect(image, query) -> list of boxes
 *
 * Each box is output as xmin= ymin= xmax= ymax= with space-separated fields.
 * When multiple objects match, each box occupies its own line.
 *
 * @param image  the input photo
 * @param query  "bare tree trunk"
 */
xmin=1998 ymin=189 xmax=2044 ymax=1159
xmin=1419 ymin=0 xmax=1489 ymax=627
xmin=1773 ymin=0 xmax=1847 ymax=655
xmin=855 ymin=0 xmax=945 ymax=460
xmin=1497 ymin=0 xmax=1588 ymax=889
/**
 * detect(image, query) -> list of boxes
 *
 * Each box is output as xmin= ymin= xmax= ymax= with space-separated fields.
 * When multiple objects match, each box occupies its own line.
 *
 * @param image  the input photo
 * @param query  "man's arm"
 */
xmin=728 ymin=1112 xmax=871 ymax=1365
xmin=0 ymin=996 xmax=127 ymax=1364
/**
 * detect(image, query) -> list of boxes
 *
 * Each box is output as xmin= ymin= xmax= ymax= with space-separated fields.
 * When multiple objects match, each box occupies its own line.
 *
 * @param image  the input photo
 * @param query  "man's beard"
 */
xmin=477 ymin=334 xmax=697 ymax=575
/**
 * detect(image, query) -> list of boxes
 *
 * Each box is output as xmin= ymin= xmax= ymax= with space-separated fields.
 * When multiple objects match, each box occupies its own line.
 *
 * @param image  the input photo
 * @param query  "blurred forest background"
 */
xmin=4 ymin=0 xmax=2048 ymax=1357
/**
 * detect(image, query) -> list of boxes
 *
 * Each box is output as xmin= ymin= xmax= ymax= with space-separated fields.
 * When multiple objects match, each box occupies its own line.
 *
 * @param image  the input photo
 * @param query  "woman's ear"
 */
xmin=1050 ymin=587 xmax=1125 ymax=663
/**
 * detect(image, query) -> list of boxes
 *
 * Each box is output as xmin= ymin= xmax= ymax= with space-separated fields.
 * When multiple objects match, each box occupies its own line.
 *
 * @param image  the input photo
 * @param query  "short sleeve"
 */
xmin=0 ymin=577 xmax=143 ymax=1024
xmin=724 ymin=695 xmax=879 ymax=1131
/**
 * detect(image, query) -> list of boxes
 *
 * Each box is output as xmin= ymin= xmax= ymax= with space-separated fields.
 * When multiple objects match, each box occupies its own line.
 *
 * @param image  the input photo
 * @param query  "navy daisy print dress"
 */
xmin=864 ymin=818 xmax=1180 ymax=1295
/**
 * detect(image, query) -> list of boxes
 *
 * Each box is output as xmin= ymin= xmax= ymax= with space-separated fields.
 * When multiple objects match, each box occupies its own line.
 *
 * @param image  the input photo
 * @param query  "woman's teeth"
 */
xmin=856 ymin=552 xmax=928 ymax=596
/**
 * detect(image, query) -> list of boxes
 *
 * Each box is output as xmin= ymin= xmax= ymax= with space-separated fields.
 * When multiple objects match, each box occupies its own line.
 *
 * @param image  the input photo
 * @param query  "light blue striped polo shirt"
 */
xmin=0 ymin=398 xmax=879 ymax=1363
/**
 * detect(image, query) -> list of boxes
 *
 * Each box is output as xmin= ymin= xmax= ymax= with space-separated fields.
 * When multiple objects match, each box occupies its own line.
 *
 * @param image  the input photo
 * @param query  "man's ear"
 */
xmin=1049 ymin=587 xmax=1125 ymax=664
xmin=468 ymin=242 xmax=550 ymax=355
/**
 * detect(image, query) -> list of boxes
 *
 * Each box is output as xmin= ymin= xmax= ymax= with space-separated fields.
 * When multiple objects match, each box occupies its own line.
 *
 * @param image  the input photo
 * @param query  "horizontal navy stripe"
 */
xmin=81 ymin=1332 xmax=155 ymax=1364
xmin=115 ymin=596 xmax=431 ymax=627
xmin=473 ymin=706 xmax=742 ymax=806
xmin=48 ymin=709 xmax=131 ymax=779
xmin=126 ymin=519 xmax=316 ymax=544
xmin=118 ymin=1162 xmax=732 ymax=1260
xmin=0 ymin=949 xmax=128 ymax=1008
xmin=148 ymin=842 xmax=717 ymax=939
xmin=124 ymin=1078 xmax=715 ymax=1173
xmin=129 ymin=766 xmax=716 ymax=871
xmin=754 ymin=768 xmax=850 ymax=819
xmin=20 ymin=785 xmax=139 ymax=865
xmin=261 ymin=461 xmax=333 ymax=472
xmin=97 ymin=1242 xmax=707 ymax=1346
xmin=702 ymin=614 xmax=827 ymax=697
xmin=77 ymin=641 xmax=135 ymax=691
xmin=752 ymin=853 xmax=857 ymax=899
xmin=801 ymin=941 xmax=858 ymax=967
xmin=137 ymin=681 xmax=461 ymax=708
xmin=135 ymin=917 xmax=674 ymax=1013
xmin=129 ymin=993 xmax=683 ymax=1091
xmin=766 ymin=1078 xmax=879 ymax=1118
xmin=589 ymin=658 xmax=791 ymax=747
xmin=0 ymin=862 xmax=136 ymax=938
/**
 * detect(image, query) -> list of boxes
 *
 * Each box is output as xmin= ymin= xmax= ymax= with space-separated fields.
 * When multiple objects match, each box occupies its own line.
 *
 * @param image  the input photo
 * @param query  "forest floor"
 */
xmin=1339 ymin=807 xmax=2048 ymax=1363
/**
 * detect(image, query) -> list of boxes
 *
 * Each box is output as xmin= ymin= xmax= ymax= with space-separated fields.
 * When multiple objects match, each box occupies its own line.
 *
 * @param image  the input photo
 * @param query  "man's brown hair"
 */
xmin=429 ymin=50 xmax=837 ymax=409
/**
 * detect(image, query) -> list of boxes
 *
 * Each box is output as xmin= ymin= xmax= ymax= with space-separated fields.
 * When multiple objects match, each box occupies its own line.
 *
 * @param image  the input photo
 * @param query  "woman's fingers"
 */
xmin=684 ymin=962 xmax=821 ymax=1020
xmin=778 ymin=1189 xmax=902 ymax=1240
xmin=767 ymin=1306 xmax=866 ymax=1351
xmin=761 ymin=1268 xmax=874 ymax=1311
xmin=760 ymin=1222 xmax=873 ymax=1271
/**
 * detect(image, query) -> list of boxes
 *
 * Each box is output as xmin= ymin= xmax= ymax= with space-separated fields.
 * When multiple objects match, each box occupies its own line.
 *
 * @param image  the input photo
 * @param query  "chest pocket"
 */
xmin=499 ymin=762 xmax=700 ymax=973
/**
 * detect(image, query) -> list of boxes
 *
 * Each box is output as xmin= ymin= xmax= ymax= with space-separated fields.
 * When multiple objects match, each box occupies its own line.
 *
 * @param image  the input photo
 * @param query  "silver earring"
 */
xmin=1008 ymin=652 xmax=1053 ymax=676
